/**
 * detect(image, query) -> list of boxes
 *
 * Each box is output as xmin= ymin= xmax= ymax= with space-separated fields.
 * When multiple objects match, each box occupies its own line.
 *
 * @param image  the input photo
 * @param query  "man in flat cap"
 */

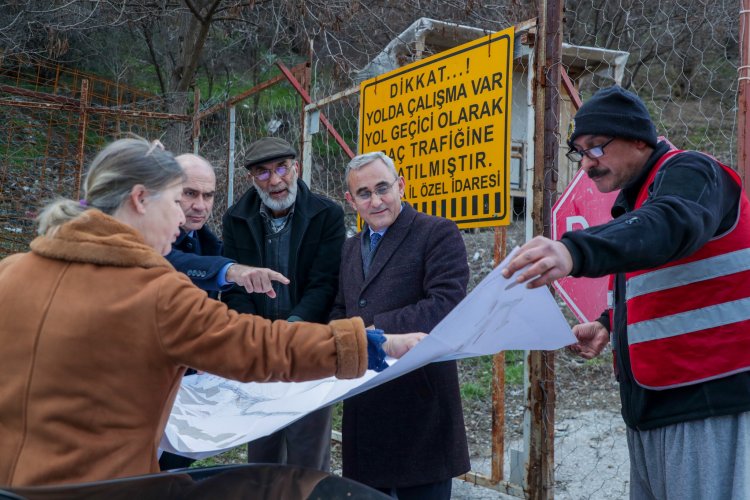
xmin=221 ymin=137 xmax=345 ymax=472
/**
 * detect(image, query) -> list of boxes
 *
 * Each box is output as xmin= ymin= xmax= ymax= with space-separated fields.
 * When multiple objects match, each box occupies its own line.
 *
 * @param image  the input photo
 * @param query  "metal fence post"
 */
xmin=527 ymin=0 xmax=562 ymax=497
xmin=193 ymin=88 xmax=200 ymax=155
xmin=75 ymin=79 xmax=89 ymax=199
xmin=227 ymin=105 xmax=236 ymax=207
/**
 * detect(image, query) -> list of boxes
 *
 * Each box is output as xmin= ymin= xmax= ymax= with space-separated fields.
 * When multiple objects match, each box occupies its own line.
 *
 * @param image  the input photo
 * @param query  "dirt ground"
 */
xmin=452 ymin=348 xmax=629 ymax=499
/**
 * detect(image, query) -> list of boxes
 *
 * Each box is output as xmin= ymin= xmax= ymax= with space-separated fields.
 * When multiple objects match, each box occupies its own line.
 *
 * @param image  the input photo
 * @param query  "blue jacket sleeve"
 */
xmin=166 ymin=248 xmax=235 ymax=292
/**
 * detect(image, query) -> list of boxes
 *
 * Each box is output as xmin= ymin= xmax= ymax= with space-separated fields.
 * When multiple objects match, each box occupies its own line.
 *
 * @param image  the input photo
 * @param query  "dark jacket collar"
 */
xmin=612 ymin=140 xmax=672 ymax=217
xmin=227 ymin=179 xmax=330 ymax=255
xmin=173 ymin=225 xmax=222 ymax=256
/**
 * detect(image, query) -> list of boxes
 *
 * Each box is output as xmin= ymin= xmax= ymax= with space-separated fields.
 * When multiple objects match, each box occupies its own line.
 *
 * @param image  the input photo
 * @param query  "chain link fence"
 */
xmin=565 ymin=0 xmax=739 ymax=162
xmin=0 ymin=56 xmax=191 ymax=258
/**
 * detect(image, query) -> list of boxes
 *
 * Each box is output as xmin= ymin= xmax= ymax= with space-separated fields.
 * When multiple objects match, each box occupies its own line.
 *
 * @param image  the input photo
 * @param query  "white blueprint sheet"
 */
xmin=161 ymin=249 xmax=576 ymax=457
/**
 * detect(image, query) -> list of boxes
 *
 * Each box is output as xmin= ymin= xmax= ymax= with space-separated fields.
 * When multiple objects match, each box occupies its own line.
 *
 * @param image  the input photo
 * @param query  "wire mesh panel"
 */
xmin=564 ymin=0 xmax=739 ymax=164
xmin=304 ymin=82 xmax=360 ymax=233
xmin=0 ymin=57 xmax=184 ymax=258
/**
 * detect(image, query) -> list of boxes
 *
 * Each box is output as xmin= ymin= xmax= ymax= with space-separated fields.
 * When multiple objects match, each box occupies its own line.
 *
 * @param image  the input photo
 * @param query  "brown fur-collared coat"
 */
xmin=0 ymin=210 xmax=367 ymax=487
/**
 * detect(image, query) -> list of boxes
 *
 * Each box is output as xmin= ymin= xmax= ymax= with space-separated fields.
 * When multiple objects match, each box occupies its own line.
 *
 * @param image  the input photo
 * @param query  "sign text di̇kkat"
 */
xmin=359 ymin=27 xmax=514 ymax=228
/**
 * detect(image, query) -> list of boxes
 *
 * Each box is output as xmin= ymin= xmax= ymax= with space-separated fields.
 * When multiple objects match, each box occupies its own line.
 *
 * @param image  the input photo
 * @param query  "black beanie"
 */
xmin=567 ymin=86 xmax=657 ymax=148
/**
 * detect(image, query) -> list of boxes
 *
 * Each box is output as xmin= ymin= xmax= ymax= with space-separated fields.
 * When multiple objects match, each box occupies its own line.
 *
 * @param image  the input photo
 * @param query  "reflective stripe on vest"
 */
xmin=626 ymin=248 xmax=750 ymax=301
xmin=624 ymin=150 xmax=750 ymax=390
xmin=629 ymin=296 xmax=750 ymax=344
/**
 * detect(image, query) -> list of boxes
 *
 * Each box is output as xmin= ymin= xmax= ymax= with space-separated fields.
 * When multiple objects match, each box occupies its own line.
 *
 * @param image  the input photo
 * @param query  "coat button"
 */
xmin=358 ymin=299 xmax=367 ymax=307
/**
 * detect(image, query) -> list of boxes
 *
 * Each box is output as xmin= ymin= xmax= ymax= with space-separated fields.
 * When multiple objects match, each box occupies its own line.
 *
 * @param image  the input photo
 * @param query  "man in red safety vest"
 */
xmin=503 ymin=85 xmax=750 ymax=500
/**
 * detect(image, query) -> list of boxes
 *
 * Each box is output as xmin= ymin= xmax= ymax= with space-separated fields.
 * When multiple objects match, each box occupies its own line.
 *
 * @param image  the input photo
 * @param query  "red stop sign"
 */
xmin=551 ymin=169 xmax=619 ymax=323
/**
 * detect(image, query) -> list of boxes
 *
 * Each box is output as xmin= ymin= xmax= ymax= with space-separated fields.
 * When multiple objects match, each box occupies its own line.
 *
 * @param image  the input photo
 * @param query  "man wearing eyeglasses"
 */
xmin=330 ymin=151 xmax=470 ymax=499
xmin=503 ymin=85 xmax=750 ymax=499
xmin=221 ymin=137 xmax=345 ymax=472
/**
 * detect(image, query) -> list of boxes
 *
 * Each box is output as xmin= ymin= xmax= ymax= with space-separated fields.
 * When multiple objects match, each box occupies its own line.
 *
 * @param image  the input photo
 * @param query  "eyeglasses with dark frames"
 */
xmin=353 ymin=178 xmax=399 ymax=202
xmin=566 ymin=137 xmax=615 ymax=163
xmin=250 ymin=162 xmax=294 ymax=181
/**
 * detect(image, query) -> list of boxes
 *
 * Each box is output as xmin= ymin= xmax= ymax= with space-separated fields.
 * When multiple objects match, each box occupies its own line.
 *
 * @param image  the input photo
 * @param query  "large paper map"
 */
xmin=161 ymin=251 xmax=575 ymax=458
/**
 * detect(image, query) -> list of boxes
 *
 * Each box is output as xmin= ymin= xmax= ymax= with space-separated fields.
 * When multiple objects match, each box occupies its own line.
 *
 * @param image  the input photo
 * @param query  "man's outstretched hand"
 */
xmin=383 ymin=333 xmax=427 ymax=359
xmin=501 ymin=236 xmax=573 ymax=288
xmin=227 ymin=264 xmax=290 ymax=297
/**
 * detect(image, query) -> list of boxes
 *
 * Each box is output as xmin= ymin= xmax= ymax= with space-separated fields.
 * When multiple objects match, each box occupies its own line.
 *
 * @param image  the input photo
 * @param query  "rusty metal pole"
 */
xmin=74 ymin=79 xmax=89 ymax=199
xmin=527 ymin=0 xmax=562 ymax=497
xmin=490 ymin=227 xmax=507 ymax=483
xmin=299 ymin=40 xmax=314 ymax=179
xmin=739 ymin=0 xmax=750 ymax=187
xmin=227 ymin=105 xmax=236 ymax=209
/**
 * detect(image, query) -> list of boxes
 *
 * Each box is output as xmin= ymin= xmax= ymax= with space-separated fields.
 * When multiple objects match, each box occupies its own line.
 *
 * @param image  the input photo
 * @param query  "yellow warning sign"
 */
xmin=359 ymin=27 xmax=514 ymax=228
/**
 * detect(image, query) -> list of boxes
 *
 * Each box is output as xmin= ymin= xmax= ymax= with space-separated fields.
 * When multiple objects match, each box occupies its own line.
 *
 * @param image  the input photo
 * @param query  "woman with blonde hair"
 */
xmin=0 ymin=137 xmax=423 ymax=487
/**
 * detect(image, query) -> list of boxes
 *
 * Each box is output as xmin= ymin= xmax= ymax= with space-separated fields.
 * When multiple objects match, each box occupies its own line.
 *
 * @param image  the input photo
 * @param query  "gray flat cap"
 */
xmin=244 ymin=137 xmax=296 ymax=169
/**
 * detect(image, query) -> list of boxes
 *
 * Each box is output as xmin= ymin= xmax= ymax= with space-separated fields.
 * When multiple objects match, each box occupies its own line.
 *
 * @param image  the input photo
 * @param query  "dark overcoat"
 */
xmin=330 ymin=203 xmax=470 ymax=488
xmin=221 ymin=179 xmax=345 ymax=323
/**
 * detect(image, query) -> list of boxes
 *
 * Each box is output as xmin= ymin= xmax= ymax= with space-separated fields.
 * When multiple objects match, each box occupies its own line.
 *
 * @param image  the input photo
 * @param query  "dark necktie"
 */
xmin=370 ymin=232 xmax=382 ymax=253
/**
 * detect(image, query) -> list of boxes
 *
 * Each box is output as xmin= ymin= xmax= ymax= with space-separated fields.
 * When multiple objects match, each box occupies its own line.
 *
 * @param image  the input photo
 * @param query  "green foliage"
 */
xmin=460 ymin=381 xmax=487 ymax=400
xmin=331 ymin=401 xmax=343 ymax=431
xmin=582 ymin=355 xmax=608 ymax=368
xmin=0 ymin=111 xmax=51 ymax=169
xmin=459 ymin=351 xmax=525 ymax=401
xmin=505 ymin=350 xmax=525 ymax=385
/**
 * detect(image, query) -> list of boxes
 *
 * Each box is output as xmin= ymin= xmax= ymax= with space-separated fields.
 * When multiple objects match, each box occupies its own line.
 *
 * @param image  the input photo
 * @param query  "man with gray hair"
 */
xmin=221 ymin=138 xmax=345 ymax=472
xmin=331 ymin=151 xmax=470 ymax=499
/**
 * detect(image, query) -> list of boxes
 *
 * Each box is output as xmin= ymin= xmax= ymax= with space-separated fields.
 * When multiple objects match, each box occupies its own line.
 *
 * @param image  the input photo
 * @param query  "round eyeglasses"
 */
xmin=250 ymin=163 xmax=293 ymax=181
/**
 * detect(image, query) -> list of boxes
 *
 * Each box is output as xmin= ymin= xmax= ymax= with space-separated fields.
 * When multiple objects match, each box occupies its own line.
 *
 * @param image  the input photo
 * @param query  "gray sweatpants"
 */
xmin=627 ymin=411 xmax=750 ymax=500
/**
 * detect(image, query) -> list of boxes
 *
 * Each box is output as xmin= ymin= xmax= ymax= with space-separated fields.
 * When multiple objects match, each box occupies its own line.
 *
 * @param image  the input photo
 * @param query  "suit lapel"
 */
xmin=348 ymin=233 xmax=366 ymax=291
xmin=244 ymin=210 xmax=265 ymax=258
xmin=361 ymin=204 xmax=416 ymax=291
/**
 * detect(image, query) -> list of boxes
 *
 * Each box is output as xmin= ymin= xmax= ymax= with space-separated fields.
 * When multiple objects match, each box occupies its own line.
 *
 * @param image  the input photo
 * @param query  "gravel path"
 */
xmin=451 ymin=408 xmax=629 ymax=499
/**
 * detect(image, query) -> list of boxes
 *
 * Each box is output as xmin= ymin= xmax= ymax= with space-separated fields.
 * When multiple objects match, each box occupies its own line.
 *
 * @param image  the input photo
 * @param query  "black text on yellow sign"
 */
xmin=359 ymin=27 xmax=514 ymax=229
